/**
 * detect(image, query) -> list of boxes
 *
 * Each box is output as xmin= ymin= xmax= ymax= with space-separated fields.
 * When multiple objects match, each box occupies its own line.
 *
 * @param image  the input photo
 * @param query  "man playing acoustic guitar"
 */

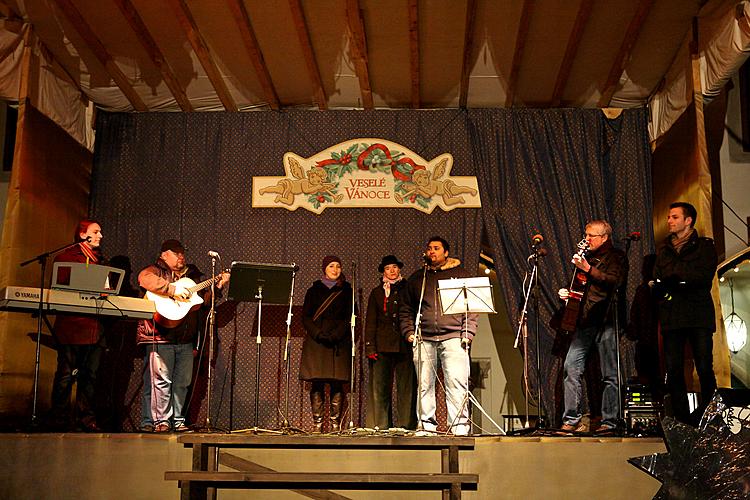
xmin=137 ymin=239 xmax=229 ymax=432
xmin=558 ymin=220 xmax=627 ymax=433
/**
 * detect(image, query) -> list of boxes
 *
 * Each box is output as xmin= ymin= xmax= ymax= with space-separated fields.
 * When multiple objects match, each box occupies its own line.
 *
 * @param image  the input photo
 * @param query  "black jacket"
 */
xmin=365 ymin=279 xmax=410 ymax=355
xmin=399 ymin=258 xmax=478 ymax=342
xmin=299 ymin=280 xmax=353 ymax=382
xmin=653 ymin=231 xmax=717 ymax=332
xmin=578 ymin=239 xmax=627 ymax=329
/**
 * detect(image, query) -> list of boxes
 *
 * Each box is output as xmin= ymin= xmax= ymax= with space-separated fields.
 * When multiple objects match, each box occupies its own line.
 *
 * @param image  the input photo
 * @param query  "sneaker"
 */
xmin=415 ymin=429 xmax=437 ymax=437
xmin=560 ymin=422 xmax=588 ymax=433
xmin=173 ymin=423 xmax=189 ymax=433
xmin=140 ymin=424 xmax=154 ymax=433
xmin=154 ymin=423 xmax=170 ymax=433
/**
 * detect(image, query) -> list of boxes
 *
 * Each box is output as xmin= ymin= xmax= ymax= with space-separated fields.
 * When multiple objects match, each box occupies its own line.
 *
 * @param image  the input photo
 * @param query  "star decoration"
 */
xmin=629 ymin=391 xmax=750 ymax=499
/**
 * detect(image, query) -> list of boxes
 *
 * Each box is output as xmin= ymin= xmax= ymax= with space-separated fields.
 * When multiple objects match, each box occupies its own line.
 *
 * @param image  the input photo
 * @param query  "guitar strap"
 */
xmin=313 ymin=290 xmax=341 ymax=322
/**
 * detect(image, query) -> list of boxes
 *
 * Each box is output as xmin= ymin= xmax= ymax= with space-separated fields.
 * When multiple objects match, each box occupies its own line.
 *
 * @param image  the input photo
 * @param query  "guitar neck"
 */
xmin=188 ymin=275 xmax=222 ymax=294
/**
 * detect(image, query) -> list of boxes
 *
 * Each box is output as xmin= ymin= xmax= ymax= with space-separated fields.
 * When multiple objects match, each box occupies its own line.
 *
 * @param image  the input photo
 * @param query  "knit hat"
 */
xmin=321 ymin=255 xmax=342 ymax=273
xmin=378 ymin=254 xmax=403 ymax=273
xmin=160 ymin=239 xmax=185 ymax=254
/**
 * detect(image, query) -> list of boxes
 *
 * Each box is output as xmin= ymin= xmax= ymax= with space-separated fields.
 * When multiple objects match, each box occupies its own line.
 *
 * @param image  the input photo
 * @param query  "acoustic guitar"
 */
xmin=557 ymin=238 xmax=590 ymax=334
xmin=146 ymin=272 xmax=228 ymax=328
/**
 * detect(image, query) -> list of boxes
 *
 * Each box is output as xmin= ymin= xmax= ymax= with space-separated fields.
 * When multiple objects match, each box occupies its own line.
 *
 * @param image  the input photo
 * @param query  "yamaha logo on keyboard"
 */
xmin=15 ymin=290 xmax=39 ymax=299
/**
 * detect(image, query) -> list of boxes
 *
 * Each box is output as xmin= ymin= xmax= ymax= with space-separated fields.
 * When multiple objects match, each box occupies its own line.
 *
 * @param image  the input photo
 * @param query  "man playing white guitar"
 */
xmin=136 ymin=239 xmax=229 ymax=432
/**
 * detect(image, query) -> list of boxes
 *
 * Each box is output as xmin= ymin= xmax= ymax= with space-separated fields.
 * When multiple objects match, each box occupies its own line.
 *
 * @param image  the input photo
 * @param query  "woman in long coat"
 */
xmin=300 ymin=255 xmax=352 ymax=432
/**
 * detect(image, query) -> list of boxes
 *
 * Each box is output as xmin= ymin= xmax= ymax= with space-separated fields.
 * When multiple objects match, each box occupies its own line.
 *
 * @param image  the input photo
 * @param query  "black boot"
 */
xmin=330 ymin=392 xmax=344 ymax=432
xmin=310 ymin=391 xmax=324 ymax=433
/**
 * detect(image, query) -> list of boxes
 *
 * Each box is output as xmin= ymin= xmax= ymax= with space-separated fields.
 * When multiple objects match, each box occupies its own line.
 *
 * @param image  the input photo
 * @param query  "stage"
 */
xmin=0 ymin=432 xmax=665 ymax=499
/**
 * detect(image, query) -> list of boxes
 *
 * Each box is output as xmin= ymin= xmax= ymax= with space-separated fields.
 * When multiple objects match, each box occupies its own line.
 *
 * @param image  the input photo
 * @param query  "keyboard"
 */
xmin=0 ymin=286 xmax=155 ymax=319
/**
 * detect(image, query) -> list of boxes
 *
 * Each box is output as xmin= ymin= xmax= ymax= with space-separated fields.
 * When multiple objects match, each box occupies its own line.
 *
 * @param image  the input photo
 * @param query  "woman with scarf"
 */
xmin=300 ymin=255 xmax=352 ymax=433
xmin=364 ymin=255 xmax=416 ymax=430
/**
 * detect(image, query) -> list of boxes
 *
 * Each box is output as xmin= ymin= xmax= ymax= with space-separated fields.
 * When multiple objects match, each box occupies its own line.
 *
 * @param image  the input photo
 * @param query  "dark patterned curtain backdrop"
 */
xmin=90 ymin=109 xmax=482 ymax=431
xmin=89 ymin=108 xmax=652 ymax=432
xmin=469 ymin=108 xmax=654 ymax=425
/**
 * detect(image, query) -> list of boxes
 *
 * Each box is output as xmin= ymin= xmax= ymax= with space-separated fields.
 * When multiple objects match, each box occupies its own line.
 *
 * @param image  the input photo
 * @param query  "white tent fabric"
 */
xmin=649 ymin=1 xmax=750 ymax=142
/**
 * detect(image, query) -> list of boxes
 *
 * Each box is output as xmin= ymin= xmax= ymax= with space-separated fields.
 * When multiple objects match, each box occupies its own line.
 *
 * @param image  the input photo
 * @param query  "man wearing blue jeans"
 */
xmin=400 ymin=236 xmax=478 ymax=436
xmin=137 ymin=239 xmax=228 ymax=432
xmin=559 ymin=220 xmax=627 ymax=433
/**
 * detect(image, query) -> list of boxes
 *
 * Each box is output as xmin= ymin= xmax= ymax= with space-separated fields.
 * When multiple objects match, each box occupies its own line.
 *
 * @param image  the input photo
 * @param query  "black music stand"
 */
xmin=437 ymin=277 xmax=504 ymax=435
xmin=228 ymin=261 xmax=296 ymax=432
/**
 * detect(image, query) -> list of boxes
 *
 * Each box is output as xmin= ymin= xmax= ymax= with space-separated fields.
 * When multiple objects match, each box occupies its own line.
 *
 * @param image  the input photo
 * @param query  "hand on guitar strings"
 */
xmin=571 ymin=253 xmax=591 ymax=273
xmin=173 ymin=285 xmax=191 ymax=301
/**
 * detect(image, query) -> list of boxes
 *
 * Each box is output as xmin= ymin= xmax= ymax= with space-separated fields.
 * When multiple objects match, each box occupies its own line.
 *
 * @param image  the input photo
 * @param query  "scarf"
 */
xmin=382 ymin=275 xmax=402 ymax=311
xmin=79 ymin=242 xmax=99 ymax=265
xmin=671 ymin=228 xmax=694 ymax=254
xmin=321 ymin=277 xmax=338 ymax=288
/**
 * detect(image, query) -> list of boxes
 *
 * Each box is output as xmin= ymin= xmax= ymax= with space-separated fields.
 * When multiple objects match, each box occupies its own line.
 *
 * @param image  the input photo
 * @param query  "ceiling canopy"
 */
xmin=2 ymin=0 xmax=710 ymax=112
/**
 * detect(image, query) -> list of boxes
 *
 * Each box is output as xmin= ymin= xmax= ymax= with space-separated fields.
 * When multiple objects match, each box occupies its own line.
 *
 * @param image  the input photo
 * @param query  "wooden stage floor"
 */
xmin=0 ymin=432 xmax=665 ymax=499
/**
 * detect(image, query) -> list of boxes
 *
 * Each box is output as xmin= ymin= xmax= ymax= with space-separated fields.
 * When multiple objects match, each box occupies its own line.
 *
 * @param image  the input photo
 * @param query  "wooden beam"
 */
xmin=597 ymin=0 xmax=654 ymax=107
xmin=551 ymin=0 xmax=593 ymax=107
xmin=288 ymin=0 xmax=327 ymax=109
xmin=506 ymin=0 xmax=534 ymax=107
xmin=113 ymin=0 xmax=192 ymax=111
xmin=0 ymin=23 xmax=23 ymax=65
xmin=345 ymin=0 xmax=373 ymax=109
xmin=408 ymin=0 xmax=419 ymax=108
xmin=18 ymin=23 xmax=37 ymax=104
xmin=165 ymin=0 xmax=237 ymax=111
xmin=225 ymin=0 xmax=280 ymax=110
xmin=51 ymin=0 xmax=147 ymax=111
xmin=458 ymin=0 xmax=477 ymax=108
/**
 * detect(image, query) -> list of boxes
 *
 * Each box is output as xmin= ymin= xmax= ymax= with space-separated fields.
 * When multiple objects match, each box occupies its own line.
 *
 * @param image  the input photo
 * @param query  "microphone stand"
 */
xmin=20 ymin=239 xmax=86 ymax=425
xmin=412 ymin=258 xmax=430 ymax=432
xmin=346 ymin=262 xmax=358 ymax=430
xmin=512 ymin=245 xmax=546 ymax=431
xmin=204 ymin=254 xmax=218 ymax=430
xmin=281 ymin=265 xmax=300 ymax=432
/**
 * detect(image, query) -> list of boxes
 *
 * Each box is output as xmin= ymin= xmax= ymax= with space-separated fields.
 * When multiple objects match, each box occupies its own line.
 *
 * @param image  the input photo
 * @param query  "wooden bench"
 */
xmin=165 ymin=434 xmax=478 ymax=499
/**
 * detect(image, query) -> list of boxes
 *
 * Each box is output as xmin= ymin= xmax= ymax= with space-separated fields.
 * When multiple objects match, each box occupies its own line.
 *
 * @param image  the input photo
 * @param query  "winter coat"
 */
xmin=299 ymin=280 xmax=353 ymax=382
xmin=654 ymin=231 xmax=717 ymax=332
xmin=52 ymin=244 xmax=104 ymax=345
xmin=399 ymin=257 xmax=478 ymax=342
xmin=365 ymin=279 xmax=410 ymax=356
xmin=578 ymin=239 xmax=628 ymax=329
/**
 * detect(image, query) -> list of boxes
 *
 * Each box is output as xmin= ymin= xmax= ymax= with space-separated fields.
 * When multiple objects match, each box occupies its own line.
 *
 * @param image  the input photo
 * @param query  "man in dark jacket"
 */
xmin=137 ymin=239 xmax=228 ymax=432
xmin=653 ymin=202 xmax=717 ymax=424
xmin=559 ymin=220 xmax=627 ymax=433
xmin=400 ymin=236 xmax=478 ymax=436
xmin=365 ymin=255 xmax=416 ymax=430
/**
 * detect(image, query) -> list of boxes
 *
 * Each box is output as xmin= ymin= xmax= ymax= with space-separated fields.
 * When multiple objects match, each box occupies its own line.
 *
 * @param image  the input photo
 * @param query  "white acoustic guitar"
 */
xmin=146 ymin=273 xmax=228 ymax=328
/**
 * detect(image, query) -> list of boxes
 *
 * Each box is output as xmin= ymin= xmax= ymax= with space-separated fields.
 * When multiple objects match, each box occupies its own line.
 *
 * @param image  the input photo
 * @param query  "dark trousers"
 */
xmin=367 ymin=351 xmax=417 ymax=430
xmin=662 ymin=327 xmax=716 ymax=423
xmin=50 ymin=342 xmax=103 ymax=426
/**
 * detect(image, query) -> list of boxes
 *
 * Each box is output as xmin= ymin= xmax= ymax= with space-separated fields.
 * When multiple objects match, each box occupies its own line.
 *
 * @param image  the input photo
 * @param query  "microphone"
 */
xmin=422 ymin=252 xmax=431 ymax=264
xmin=623 ymin=231 xmax=642 ymax=241
xmin=208 ymin=250 xmax=220 ymax=258
xmin=531 ymin=233 xmax=544 ymax=246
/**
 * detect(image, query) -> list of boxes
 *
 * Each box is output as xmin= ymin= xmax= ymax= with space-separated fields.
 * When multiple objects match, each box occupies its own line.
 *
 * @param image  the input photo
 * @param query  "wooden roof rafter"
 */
xmin=551 ymin=0 xmax=593 ymax=107
xmin=408 ymin=0 xmax=419 ymax=108
xmin=597 ymin=0 xmax=655 ymax=107
xmin=288 ymin=0 xmax=327 ymax=110
xmin=165 ymin=0 xmax=237 ymax=111
xmin=113 ymin=0 xmax=192 ymax=112
xmin=345 ymin=0 xmax=373 ymax=109
xmin=506 ymin=0 xmax=534 ymax=107
xmin=225 ymin=0 xmax=280 ymax=110
xmin=50 ymin=0 xmax=147 ymax=111
xmin=458 ymin=0 xmax=478 ymax=108
xmin=0 ymin=0 xmax=23 ymax=34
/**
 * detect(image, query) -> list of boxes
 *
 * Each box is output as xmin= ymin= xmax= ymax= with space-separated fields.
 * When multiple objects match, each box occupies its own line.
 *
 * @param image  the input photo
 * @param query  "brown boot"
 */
xmin=310 ymin=391 xmax=324 ymax=433
xmin=330 ymin=392 xmax=345 ymax=432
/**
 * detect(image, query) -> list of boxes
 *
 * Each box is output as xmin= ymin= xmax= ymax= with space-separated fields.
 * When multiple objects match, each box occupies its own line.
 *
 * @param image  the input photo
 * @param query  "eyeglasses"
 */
xmin=585 ymin=233 xmax=605 ymax=238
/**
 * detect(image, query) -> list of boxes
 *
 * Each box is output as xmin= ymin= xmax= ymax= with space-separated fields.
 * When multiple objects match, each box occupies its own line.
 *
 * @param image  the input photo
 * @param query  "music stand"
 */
xmin=228 ymin=261 xmax=296 ymax=432
xmin=437 ymin=277 xmax=504 ymax=435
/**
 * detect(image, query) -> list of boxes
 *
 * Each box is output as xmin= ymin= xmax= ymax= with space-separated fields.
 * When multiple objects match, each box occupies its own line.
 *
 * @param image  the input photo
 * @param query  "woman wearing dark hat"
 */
xmin=364 ymin=255 xmax=417 ymax=430
xmin=300 ymin=255 xmax=353 ymax=433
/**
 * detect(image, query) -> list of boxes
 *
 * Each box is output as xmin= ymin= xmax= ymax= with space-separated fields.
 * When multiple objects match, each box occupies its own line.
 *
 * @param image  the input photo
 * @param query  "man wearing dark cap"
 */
xmin=137 ymin=239 xmax=228 ymax=432
xmin=365 ymin=255 xmax=416 ymax=430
